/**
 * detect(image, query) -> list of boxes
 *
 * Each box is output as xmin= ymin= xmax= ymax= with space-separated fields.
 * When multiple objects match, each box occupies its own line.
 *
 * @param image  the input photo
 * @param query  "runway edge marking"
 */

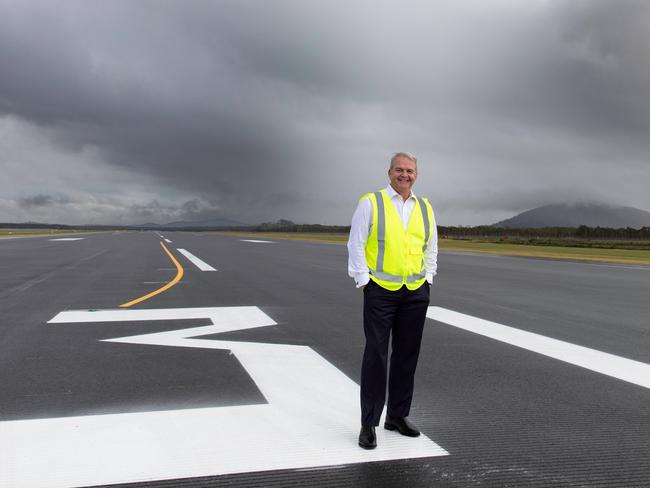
xmin=1 ymin=306 xmax=447 ymax=488
xmin=428 ymin=306 xmax=650 ymax=389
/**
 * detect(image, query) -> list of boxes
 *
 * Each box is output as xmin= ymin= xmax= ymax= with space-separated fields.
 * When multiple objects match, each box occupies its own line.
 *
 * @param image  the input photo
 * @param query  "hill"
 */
xmin=134 ymin=218 xmax=250 ymax=228
xmin=495 ymin=203 xmax=650 ymax=229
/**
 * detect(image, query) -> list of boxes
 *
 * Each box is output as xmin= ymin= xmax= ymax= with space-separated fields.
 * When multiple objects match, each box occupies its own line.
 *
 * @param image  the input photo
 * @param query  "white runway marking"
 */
xmin=0 ymin=307 xmax=447 ymax=488
xmin=427 ymin=306 xmax=650 ymax=389
xmin=48 ymin=238 xmax=85 ymax=241
xmin=240 ymin=239 xmax=275 ymax=243
xmin=164 ymin=238 xmax=172 ymax=243
xmin=177 ymin=248 xmax=216 ymax=271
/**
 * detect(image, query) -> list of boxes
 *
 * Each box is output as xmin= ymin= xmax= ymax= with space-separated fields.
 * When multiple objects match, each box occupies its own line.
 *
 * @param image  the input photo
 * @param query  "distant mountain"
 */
xmin=159 ymin=217 xmax=250 ymax=228
xmin=260 ymin=219 xmax=296 ymax=226
xmin=494 ymin=203 xmax=650 ymax=229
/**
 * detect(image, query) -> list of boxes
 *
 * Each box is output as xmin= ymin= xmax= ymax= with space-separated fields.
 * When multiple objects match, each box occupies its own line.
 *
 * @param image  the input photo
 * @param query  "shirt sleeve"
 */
xmin=424 ymin=208 xmax=438 ymax=284
xmin=347 ymin=197 xmax=372 ymax=288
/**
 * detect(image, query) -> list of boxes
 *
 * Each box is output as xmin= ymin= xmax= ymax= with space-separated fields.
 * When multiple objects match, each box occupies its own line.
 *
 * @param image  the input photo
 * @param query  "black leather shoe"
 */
xmin=384 ymin=416 xmax=420 ymax=437
xmin=358 ymin=425 xmax=377 ymax=449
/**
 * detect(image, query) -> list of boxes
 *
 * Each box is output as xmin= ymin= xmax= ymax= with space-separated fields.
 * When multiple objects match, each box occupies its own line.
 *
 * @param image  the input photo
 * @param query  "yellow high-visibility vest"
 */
xmin=362 ymin=189 xmax=435 ymax=291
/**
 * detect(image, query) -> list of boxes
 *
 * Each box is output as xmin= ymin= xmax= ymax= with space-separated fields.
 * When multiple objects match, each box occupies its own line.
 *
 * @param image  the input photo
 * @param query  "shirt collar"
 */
xmin=386 ymin=184 xmax=416 ymax=201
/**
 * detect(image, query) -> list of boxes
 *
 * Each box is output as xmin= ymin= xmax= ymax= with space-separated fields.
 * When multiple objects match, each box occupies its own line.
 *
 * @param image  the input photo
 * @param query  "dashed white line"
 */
xmin=177 ymin=248 xmax=217 ymax=271
xmin=48 ymin=238 xmax=85 ymax=241
xmin=240 ymin=239 xmax=275 ymax=244
xmin=427 ymin=306 xmax=650 ymax=389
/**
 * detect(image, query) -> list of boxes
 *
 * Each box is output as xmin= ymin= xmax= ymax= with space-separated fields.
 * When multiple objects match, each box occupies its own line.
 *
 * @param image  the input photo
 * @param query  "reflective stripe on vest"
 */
xmin=417 ymin=197 xmax=430 ymax=254
xmin=373 ymin=191 xmax=386 ymax=273
xmin=368 ymin=190 xmax=430 ymax=284
xmin=370 ymin=269 xmax=427 ymax=283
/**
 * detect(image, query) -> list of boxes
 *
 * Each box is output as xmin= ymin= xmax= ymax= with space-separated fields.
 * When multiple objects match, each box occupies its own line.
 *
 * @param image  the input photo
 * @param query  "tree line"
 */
xmin=2 ymin=221 xmax=650 ymax=239
xmin=252 ymin=222 xmax=650 ymax=239
xmin=438 ymin=225 xmax=650 ymax=240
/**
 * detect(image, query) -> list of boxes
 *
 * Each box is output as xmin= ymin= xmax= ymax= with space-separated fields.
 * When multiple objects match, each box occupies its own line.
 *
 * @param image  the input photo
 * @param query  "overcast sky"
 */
xmin=1 ymin=0 xmax=649 ymax=226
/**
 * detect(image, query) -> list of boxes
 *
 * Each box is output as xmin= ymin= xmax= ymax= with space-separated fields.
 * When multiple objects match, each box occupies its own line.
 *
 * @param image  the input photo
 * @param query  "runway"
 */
xmin=1 ymin=231 xmax=649 ymax=487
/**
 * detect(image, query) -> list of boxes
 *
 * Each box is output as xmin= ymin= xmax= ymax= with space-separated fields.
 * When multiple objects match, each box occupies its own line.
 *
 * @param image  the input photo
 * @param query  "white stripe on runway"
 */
xmin=177 ymin=248 xmax=216 ymax=271
xmin=427 ymin=306 xmax=650 ymax=389
xmin=48 ymin=238 xmax=85 ymax=241
xmin=19 ymin=306 xmax=447 ymax=488
xmin=164 ymin=238 xmax=172 ymax=243
xmin=240 ymin=239 xmax=275 ymax=243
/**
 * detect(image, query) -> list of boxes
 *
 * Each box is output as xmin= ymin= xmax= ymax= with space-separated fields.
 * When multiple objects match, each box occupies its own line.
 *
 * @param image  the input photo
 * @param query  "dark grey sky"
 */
xmin=1 ymin=0 xmax=649 ymax=225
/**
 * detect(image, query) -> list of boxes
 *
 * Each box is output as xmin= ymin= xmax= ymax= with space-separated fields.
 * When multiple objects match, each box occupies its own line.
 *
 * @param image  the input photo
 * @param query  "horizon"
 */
xmin=4 ymin=200 xmax=650 ymax=230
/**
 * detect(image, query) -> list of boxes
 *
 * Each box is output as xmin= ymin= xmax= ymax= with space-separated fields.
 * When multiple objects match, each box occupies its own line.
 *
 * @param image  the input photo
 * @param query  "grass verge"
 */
xmin=440 ymin=239 xmax=650 ymax=265
xmin=208 ymin=231 xmax=650 ymax=265
xmin=0 ymin=229 xmax=100 ymax=237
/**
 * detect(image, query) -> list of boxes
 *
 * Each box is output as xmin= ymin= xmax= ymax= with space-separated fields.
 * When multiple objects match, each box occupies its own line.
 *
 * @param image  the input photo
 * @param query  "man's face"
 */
xmin=388 ymin=156 xmax=417 ymax=195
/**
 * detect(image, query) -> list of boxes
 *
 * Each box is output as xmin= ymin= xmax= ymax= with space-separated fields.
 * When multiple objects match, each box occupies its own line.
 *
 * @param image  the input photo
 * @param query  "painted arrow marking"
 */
xmin=1 ymin=306 xmax=447 ymax=488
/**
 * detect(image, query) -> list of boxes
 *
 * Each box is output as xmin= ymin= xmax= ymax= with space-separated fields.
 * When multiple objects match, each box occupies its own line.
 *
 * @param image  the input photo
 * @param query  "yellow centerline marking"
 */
xmin=120 ymin=241 xmax=184 ymax=308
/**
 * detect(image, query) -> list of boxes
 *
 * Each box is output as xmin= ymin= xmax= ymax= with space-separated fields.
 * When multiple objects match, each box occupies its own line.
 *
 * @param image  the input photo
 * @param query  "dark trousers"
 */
xmin=360 ymin=280 xmax=430 ymax=426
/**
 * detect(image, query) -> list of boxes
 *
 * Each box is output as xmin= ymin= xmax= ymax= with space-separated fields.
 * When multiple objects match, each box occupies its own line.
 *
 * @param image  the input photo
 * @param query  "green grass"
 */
xmin=440 ymin=239 xmax=650 ymax=265
xmin=460 ymin=236 xmax=650 ymax=250
xmin=0 ymin=229 xmax=97 ymax=237
xmin=208 ymin=231 xmax=650 ymax=265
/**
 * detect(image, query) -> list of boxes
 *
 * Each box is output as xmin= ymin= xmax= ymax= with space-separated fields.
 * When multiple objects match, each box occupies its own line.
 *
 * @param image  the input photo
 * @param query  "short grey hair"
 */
xmin=390 ymin=152 xmax=418 ymax=169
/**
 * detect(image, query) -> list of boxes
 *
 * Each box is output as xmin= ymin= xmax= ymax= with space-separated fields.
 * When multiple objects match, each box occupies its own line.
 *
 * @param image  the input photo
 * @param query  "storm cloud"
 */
xmin=1 ymin=0 xmax=649 ymax=225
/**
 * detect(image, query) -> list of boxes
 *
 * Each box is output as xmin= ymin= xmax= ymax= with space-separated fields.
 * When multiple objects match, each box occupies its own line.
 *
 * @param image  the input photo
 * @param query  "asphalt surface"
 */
xmin=1 ymin=231 xmax=650 ymax=487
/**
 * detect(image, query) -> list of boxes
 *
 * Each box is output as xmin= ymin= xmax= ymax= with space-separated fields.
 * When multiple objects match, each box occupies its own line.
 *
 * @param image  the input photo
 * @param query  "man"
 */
xmin=347 ymin=152 xmax=437 ymax=450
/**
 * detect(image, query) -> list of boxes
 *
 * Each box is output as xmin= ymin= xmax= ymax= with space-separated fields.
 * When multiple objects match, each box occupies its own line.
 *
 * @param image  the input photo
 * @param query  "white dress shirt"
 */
xmin=347 ymin=185 xmax=438 ymax=288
